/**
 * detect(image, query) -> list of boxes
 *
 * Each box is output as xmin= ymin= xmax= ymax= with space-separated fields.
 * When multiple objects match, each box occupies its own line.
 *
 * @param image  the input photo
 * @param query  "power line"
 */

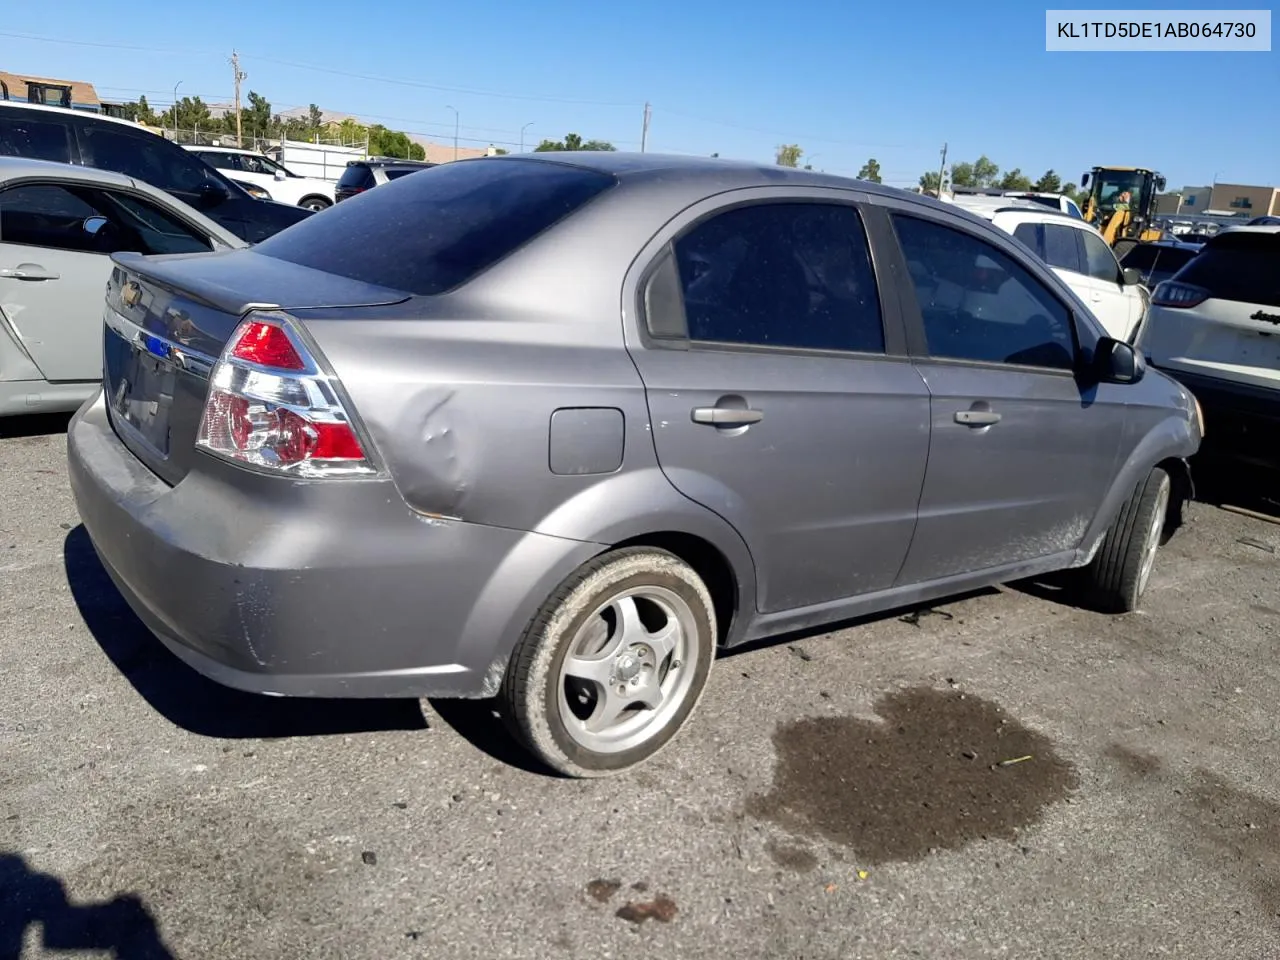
xmin=0 ymin=31 xmax=643 ymax=108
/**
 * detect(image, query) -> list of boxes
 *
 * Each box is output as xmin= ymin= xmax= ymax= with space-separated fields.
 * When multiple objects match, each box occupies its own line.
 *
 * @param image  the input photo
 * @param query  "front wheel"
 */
xmin=1083 ymin=467 xmax=1171 ymax=613
xmin=500 ymin=547 xmax=717 ymax=778
xmin=300 ymin=197 xmax=331 ymax=212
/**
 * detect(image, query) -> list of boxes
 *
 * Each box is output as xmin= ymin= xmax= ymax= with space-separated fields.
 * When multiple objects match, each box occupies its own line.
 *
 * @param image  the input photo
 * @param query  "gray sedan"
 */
xmin=66 ymin=153 xmax=1202 ymax=777
xmin=0 ymin=156 xmax=244 ymax=417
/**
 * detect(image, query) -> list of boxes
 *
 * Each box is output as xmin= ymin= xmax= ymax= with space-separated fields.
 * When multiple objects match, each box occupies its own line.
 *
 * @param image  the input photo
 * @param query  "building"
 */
xmin=0 ymin=71 xmax=101 ymax=111
xmin=1157 ymin=183 xmax=1279 ymax=217
xmin=413 ymin=138 xmax=495 ymax=163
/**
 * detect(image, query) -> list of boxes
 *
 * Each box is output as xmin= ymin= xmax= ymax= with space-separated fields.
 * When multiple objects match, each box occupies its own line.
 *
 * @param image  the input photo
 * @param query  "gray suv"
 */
xmin=67 ymin=153 xmax=1202 ymax=778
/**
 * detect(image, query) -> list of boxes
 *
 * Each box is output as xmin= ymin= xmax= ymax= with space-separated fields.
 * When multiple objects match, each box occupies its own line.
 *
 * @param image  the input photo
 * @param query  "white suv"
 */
xmin=1136 ymin=225 xmax=1280 ymax=465
xmin=948 ymin=197 xmax=1148 ymax=342
xmin=184 ymin=146 xmax=335 ymax=211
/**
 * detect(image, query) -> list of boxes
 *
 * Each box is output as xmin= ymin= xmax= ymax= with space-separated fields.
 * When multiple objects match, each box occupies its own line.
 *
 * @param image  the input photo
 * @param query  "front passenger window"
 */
xmin=1080 ymin=230 xmax=1122 ymax=284
xmin=892 ymin=213 xmax=1076 ymax=371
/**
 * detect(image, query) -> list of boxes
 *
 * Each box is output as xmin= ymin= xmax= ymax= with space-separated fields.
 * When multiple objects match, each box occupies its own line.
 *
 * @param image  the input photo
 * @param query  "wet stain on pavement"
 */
xmin=764 ymin=838 xmax=819 ymax=872
xmin=585 ymin=879 xmax=621 ymax=902
xmin=746 ymin=686 xmax=1078 ymax=865
xmin=1109 ymin=745 xmax=1280 ymax=920
xmin=615 ymin=895 xmax=678 ymax=924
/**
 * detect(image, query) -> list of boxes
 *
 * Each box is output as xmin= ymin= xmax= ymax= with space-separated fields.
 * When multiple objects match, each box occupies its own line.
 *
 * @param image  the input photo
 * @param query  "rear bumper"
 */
xmin=66 ymin=391 xmax=603 ymax=699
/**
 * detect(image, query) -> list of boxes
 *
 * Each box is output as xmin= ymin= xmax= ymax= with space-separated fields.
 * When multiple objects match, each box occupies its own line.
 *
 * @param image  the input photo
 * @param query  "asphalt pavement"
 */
xmin=2 ymin=413 xmax=1278 ymax=959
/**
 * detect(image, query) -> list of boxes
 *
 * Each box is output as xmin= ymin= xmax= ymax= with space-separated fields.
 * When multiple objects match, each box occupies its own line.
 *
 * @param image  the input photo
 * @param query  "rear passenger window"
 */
xmin=1042 ymin=225 xmax=1083 ymax=273
xmin=81 ymin=126 xmax=214 ymax=196
xmin=893 ymin=214 xmax=1076 ymax=371
xmin=1012 ymin=223 xmax=1041 ymax=253
xmin=670 ymin=202 xmax=884 ymax=353
xmin=0 ymin=115 xmax=73 ymax=163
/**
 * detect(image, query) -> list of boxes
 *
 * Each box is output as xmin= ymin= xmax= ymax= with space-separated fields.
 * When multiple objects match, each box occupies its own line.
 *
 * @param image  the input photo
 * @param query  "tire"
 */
xmin=1083 ymin=467 xmax=1172 ymax=613
xmin=300 ymin=197 xmax=331 ymax=212
xmin=500 ymin=547 xmax=717 ymax=778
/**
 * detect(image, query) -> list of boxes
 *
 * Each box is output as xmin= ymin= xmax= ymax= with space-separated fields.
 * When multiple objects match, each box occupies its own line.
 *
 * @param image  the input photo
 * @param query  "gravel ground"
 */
xmin=2 ymin=413 xmax=1278 ymax=959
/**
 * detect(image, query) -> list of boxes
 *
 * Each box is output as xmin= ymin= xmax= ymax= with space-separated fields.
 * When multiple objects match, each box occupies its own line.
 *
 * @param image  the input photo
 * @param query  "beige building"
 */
xmin=1159 ymin=182 xmax=1279 ymax=217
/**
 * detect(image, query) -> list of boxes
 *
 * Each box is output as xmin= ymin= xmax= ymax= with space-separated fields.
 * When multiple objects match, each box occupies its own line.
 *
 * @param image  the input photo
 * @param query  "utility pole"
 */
xmin=641 ymin=102 xmax=651 ymax=153
xmin=936 ymin=142 xmax=948 ymax=197
xmin=171 ymin=80 xmax=182 ymax=141
xmin=230 ymin=50 xmax=247 ymax=148
xmin=520 ymin=121 xmax=534 ymax=153
xmin=446 ymin=105 xmax=459 ymax=161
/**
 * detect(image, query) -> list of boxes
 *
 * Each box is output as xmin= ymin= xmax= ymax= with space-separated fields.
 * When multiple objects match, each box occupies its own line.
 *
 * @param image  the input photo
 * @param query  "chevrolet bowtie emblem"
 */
xmin=121 ymin=281 xmax=143 ymax=309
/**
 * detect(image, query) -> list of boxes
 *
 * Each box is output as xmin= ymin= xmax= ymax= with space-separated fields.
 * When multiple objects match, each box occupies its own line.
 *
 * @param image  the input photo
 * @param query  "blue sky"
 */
xmin=2 ymin=0 xmax=1275 ymax=189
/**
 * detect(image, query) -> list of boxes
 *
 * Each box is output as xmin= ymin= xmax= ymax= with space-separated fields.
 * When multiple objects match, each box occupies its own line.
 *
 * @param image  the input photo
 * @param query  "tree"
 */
xmin=775 ymin=144 xmax=802 ymax=167
xmin=492 ymin=147 xmax=509 ymax=155
xmin=534 ymin=132 xmax=616 ymax=152
xmin=972 ymin=155 xmax=999 ymax=187
xmin=116 ymin=96 xmax=158 ymax=125
xmin=367 ymin=125 xmax=425 ymax=160
xmin=949 ymin=161 xmax=975 ymax=188
xmin=1034 ymin=169 xmax=1062 ymax=194
xmin=856 ymin=158 xmax=882 ymax=183
xmin=161 ymin=96 xmax=212 ymax=134
xmin=999 ymin=168 xmax=1033 ymax=191
xmin=919 ymin=170 xmax=942 ymax=194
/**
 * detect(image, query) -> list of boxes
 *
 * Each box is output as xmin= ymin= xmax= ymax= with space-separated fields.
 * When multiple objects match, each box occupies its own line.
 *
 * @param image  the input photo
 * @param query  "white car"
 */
xmin=184 ymin=146 xmax=335 ymax=211
xmin=1136 ymin=225 xmax=1280 ymax=464
xmin=947 ymin=197 xmax=1148 ymax=342
xmin=0 ymin=156 xmax=245 ymax=416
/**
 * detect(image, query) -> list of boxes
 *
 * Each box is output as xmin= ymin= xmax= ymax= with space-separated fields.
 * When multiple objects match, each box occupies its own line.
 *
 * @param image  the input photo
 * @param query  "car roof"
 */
xmin=184 ymin=145 xmax=257 ymax=154
xmin=0 ymin=154 xmax=137 ymax=188
xmin=0 ymin=98 xmax=155 ymax=133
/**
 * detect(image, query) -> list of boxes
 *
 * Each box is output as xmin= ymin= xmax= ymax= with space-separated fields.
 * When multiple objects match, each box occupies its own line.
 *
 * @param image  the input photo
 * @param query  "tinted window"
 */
xmin=671 ymin=202 xmax=884 ymax=353
xmin=1043 ymin=224 xmax=1084 ymax=272
xmin=81 ymin=126 xmax=218 ymax=195
xmin=893 ymin=214 xmax=1075 ymax=371
xmin=0 ymin=184 xmax=100 ymax=251
xmin=384 ymin=168 xmax=424 ymax=181
xmin=0 ymin=114 xmax=73 ymax=162
xmin=198 ymin=152 xmax=240 ymax=172
xmin=1080 ymin=230 xmax=1120 ymax=283
xmin=1173 ymin=233 xmax=1280 ymax=307
xmin=337 ymin=164 xmax=373 ymax=189
xmin=254 ymin=158 xmax=616 ymax=295
xmin=1119 ymin=244 xmax=1159 ymax=270
xmin=1012 ymin=222 xmax=1040 ymax=252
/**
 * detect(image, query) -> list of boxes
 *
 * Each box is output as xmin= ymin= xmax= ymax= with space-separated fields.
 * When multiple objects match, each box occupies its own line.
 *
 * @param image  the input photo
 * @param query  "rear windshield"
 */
xmin=254 ymin=158 xmax=617 ymax=295
xmin=1122 ymin=245 xmax=1197 ymax=273
xmin=337 ymin=164 xmax=373 ymax=189
xmin=1172 ymin=233 xmax=1280 ymax=308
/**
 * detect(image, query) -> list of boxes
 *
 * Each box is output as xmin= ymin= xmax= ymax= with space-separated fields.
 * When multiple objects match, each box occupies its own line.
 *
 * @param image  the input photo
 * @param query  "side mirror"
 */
xmin=1081 ymin=173 xmax=1090 ymax=188
xmin=1122 ymin=267 xmax=1142 ymax=286
xmin=1156 ymin=176 xmax=1167 ymax=191
xmin=1091 ymin=336 xmax=1145 ymax=384
xmin=82 ymin=215 xmax=109 ymax=236
xmin=197 ymin=180 xmax=230 ymax=207
xmin=274 ymin=169 xmax=287 ymax=181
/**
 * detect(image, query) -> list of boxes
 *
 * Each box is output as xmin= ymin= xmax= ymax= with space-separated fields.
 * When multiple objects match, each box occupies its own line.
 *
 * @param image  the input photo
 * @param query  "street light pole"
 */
xmin=172 ymin=80 xmax=182 ymax=141
xmin=520 ymin=121 xmax=534 ymax=153
xmin=445 ymin=105 xmax=458 ymax=161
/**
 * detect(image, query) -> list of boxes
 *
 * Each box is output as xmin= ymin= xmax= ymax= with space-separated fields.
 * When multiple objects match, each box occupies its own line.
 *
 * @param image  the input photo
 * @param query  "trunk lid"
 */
xmin=102 ymin=248 xmax=409 ymax=486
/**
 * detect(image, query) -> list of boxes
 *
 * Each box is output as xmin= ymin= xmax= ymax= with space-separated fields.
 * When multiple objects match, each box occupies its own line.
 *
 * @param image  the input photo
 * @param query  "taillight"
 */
xmin=196 ymin=312 xmax=378 ymax=478
xmin=1151 ymin=280 xmax=1210 ymax=308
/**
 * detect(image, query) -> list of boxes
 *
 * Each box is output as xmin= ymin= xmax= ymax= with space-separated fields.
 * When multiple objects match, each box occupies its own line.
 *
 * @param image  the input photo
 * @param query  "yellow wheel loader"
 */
xmin=1080 ymin=166 xmax=1167 ymax=258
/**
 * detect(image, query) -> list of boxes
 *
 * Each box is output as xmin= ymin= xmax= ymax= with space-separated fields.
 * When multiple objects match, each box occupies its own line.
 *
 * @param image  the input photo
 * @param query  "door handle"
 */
xmin=955 ymin=410 xmax=1001 ymax=426
xmin=691 ymin=406 xmax=763 ymax=426
xmin=0 ymin=263 xmax=60 ymax=281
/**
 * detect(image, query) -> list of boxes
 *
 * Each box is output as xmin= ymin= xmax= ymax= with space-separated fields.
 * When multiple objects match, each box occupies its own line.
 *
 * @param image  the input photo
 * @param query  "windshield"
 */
xmin=1091 ymin=169 xmax=1148 ymax=214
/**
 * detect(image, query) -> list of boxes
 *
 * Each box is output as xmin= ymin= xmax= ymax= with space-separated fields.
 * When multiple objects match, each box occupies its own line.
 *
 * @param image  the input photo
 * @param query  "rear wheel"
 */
xmin=1083 ymin=467 xmax=1171 ymax=612
xmin=300 ymin=196 xmax=331 ymax=212
xmin=501 ymin=547 xmax=716 ymax=778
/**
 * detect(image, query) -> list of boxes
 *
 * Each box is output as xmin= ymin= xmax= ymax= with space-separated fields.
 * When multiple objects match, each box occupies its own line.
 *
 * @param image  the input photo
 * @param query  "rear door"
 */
xmin=882 ymin=206 xmax=1123 ymax=585
xmin=625 ymin=190 xmax=932 ymax=614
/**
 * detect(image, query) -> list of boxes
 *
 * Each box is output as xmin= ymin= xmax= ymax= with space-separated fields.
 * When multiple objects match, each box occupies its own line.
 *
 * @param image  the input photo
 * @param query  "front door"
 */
xmin=1077 ymin=225 xmax=1143 ymax=341
xmin=627 ymin=197 xmax=931 ymax=614
xmin=886 ymin=209 xmax=1123 ymax=585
